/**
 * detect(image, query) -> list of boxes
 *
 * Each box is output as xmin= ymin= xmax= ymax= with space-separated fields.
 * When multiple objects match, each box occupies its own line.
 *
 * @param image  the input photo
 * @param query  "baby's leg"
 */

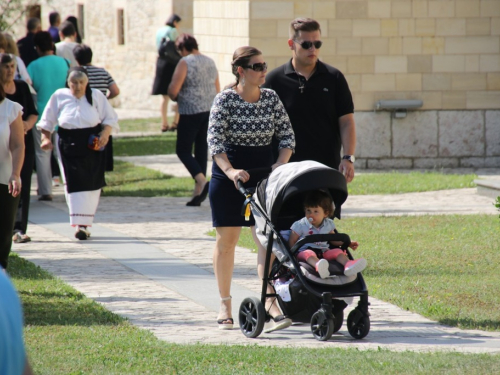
xmin=297 ymin=250 xmax=330 ymax=279
xmin=296 ymin=250 xmax=319 ymax=267
xmin=323 ymin=248 xmax=367 ymax=276
xmin=323 ymin=248 xmax=346 ymax=264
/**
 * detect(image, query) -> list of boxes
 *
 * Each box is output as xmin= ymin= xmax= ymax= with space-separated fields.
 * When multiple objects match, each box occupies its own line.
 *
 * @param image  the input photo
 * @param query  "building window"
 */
xmin=26 ymin=4 xmax=41 ymax=21
xmin=117 ymin=8 xmax=125 ymax=45
xmin=77 ymin=4 xmax=85 ymax=39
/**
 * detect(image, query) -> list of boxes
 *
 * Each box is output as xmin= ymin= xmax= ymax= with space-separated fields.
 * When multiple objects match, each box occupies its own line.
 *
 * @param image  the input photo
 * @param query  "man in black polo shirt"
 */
xmin=263 ymin=18 xmax=357 ymax=182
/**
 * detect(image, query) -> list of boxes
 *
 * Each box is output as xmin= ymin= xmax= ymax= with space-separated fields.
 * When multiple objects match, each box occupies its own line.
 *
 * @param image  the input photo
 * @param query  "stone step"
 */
xmin=475 ymin=179 xmax=500 ymax=199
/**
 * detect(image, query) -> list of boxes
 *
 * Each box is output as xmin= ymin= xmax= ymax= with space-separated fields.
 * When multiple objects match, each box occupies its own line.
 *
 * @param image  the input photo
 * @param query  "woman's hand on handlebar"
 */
xmin=226 ymin=168 xmax=250 ymax=189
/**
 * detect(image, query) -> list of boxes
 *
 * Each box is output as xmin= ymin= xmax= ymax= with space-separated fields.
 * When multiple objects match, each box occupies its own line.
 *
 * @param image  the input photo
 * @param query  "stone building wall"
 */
xmin=5 ymin=0 xmax=500 ymax=168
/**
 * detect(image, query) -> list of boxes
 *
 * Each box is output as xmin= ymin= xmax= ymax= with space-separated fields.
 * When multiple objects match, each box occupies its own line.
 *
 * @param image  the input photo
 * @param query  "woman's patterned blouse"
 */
xmin=208 ymin=88 xmax=296 ymax=156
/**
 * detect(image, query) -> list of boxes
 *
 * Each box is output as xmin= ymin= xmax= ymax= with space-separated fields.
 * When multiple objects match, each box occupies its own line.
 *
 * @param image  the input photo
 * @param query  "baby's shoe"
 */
xmin=344 ymin=258 xmax=367 ymax=276
xmin=316 ymin=259 xmax=330 ymax=279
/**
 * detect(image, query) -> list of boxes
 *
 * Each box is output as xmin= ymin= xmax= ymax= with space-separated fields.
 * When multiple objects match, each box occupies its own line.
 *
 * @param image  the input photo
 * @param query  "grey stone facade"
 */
xmin=355 ymin=110 xmax=500 ymax=169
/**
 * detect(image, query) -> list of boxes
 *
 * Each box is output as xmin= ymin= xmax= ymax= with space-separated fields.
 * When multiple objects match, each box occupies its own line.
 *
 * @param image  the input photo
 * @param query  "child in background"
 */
xmin=289 ymin=190 xmax=366 ymax=278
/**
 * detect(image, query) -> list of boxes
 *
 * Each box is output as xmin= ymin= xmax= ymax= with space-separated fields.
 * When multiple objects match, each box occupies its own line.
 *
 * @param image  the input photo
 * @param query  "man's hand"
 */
xmin=339 ymin=159 xmax=355 ymax=183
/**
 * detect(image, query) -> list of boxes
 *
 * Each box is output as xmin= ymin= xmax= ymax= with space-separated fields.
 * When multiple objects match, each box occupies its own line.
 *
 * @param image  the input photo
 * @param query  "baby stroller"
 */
xmin=237 ymin=160 xmax=370 ymax=341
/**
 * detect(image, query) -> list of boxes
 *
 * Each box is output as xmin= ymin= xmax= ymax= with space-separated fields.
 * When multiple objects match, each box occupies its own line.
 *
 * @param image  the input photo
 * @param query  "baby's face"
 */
xmin=305 ymin=205 xmax=328 ymax=227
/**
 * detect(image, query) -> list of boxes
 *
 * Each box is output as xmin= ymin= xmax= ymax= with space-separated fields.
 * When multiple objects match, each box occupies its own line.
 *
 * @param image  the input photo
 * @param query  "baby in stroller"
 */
xmin=289 ymin=190 xmax=366 ymax=279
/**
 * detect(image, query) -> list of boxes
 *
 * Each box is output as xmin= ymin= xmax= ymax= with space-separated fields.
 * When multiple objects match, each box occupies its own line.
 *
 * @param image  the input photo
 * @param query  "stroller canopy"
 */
xmin=255 ymin=160 xmax=348 ymax=228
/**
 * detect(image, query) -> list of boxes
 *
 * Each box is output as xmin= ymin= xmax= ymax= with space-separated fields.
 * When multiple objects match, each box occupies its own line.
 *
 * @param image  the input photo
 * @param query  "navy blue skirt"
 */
xmin=209 ymin=145 xmax=273 ymax=227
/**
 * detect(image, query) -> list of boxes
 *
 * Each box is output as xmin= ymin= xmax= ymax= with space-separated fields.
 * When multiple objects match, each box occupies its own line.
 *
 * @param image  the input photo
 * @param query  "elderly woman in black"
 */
xmin=0 ymin=53 xmax=38 ymax=244
xmin=38 ymin=67 xmax=119 ymax=240
xmin=208 ymin=46 xmax=295 ymax=331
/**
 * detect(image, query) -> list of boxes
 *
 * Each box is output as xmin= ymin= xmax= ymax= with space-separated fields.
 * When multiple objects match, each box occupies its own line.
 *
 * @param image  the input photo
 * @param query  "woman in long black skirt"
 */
xmin=152 ymin=14 xmax=181 ymax=132
xmin=208 ymin=46 xmax=295 ymax=331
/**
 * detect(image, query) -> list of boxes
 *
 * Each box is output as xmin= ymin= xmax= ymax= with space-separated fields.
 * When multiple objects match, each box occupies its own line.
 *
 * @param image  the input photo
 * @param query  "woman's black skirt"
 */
xmin=152 ymin=57 xmax=177 ymax=95
xmin=209 ymin=145 xmax=273 ymax=227
xmin=57 ymin=125 xmax=106 ymax=194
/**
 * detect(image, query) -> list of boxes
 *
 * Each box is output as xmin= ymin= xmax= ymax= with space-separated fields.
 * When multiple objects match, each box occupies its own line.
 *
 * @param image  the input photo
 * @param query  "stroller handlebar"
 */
xmin=236 ymin=167 xmax=272 ymax=196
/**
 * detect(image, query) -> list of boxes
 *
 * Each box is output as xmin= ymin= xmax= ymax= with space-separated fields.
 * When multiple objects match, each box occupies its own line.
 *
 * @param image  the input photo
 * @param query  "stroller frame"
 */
xmin=237 ymin=163 xmax=370 ymax=341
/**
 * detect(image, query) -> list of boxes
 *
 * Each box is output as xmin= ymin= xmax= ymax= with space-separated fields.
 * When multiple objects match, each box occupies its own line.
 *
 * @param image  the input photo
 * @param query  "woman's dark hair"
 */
xmin=303 ymin=190 xmax=335 ymax=218
xmin=73 ymin=44 xmax=93 ymax=65
xmin=175 ymin=33 xmax=198 ymax=52
xmin=0 ymin=80 xmax=5 ymax=101
xmin=66 ymin=66 xmax=93 ymax=105
xmin=65 ymin=16 xmax=82 ymax=43
xmin=33 ymin=31 xmax=54 ymax=53
xmin=228 ymin=46 xmax=262 ymax=88
xmin=0 ymin=53 xmax=16 ymax=65
xmin=166 ymin=14 xmax=181 ymax=27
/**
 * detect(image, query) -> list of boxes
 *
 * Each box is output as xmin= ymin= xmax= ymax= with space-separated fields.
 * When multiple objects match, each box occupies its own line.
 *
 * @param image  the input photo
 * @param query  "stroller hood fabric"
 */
xmin=251 ymin=160 xmax=348 ymax=266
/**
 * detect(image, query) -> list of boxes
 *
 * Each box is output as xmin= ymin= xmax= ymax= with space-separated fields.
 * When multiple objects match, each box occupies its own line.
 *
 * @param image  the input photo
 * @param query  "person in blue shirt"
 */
xmin=0 ymin=271 xmax=33 ymax=375
xmin=27 ymin=31 xmax=69 ymax=202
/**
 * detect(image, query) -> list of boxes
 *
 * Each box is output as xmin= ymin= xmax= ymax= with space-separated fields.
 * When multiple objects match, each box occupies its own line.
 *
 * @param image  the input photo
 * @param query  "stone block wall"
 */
xmin=355 ymin=110 xmax=500 ymax=169
xmin=4 ymin=0 xmax=499 ymax=169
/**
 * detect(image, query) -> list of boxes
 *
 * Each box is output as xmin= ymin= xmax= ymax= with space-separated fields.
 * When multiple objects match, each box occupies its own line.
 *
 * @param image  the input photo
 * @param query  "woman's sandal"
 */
xmin=217 ymin=296 xmax=234 ymax=330
xmin=168 ymin=122 xmax=178 ymax=132
xmin=161 ymin=124 xmax=170 ymax=133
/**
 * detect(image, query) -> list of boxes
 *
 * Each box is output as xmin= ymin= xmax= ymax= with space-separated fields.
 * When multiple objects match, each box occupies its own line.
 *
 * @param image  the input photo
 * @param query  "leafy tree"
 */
xmin=0 ymin=0 xmax=49 ymax=31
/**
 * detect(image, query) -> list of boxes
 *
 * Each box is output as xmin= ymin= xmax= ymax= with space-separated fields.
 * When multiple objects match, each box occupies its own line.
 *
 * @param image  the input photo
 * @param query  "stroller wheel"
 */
xmin=310 ymin=311 xmax=334 ymax=341
xmin=347 ymin=309 xmax=370 ymax=339
xmin=239 ymin=297 xmax=266 ymax=338
xmin=333 ymin=309 xmax=344 ymax=333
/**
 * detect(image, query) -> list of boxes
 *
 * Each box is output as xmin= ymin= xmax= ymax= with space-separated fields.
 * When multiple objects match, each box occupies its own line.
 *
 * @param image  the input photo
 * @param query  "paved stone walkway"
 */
xmin=12 ymin=158 xmax=500 ymax=353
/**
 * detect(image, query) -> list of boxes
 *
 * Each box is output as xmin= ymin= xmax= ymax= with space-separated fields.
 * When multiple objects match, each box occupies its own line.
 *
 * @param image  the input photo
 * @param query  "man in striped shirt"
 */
xmin=73 ymin=44 xmax=120 ymax=99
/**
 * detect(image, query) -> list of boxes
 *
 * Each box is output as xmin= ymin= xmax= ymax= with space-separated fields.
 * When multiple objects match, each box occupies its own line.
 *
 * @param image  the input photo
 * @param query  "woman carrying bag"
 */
xmin=152 ymin=14 xmax=181 ymax=132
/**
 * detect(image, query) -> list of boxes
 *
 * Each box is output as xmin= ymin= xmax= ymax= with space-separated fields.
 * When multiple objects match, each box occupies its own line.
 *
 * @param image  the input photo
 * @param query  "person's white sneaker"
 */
xmin=316 ymin=259 xmax=330 ymax=279
xmin=344 ymin=258 xmax=367 ymax=276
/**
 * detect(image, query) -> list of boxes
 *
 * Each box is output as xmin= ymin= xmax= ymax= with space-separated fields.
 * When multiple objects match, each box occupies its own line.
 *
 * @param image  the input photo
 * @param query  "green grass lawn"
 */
xmin=9 ymin=253 xmax=500 ymax=374
xmin=209 ymin=214 xmax=500 ymax=331
xmin=114 ymin=134 xmax=177 ymax=156
xmin=118 ymin=117 xmax=163 ymax=133
xmin=103 ymin=160 xmax=194 ymax=197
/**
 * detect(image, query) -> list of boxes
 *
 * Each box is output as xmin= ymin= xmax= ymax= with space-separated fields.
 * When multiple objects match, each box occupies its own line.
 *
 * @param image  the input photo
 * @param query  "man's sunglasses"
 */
xmin=243 ymin=62 xmax=268 ymax=72
xmin=294 ymin=40 xmax=323 ymax=50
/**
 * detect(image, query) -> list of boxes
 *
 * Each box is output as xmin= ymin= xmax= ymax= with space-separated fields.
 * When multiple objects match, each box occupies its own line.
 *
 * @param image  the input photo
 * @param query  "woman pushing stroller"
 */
xmin=289 ymin=190 xmax=366 ymax=278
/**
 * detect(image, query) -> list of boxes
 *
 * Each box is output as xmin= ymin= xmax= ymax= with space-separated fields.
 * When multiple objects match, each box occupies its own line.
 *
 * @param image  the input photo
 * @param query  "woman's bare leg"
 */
xmin=214 ymin=226 xmax=241 ymax=323
xmin=252 ymin=226 xmax=284 ymax=318
xmin=161 ymin=95 xmax=169 ymax=130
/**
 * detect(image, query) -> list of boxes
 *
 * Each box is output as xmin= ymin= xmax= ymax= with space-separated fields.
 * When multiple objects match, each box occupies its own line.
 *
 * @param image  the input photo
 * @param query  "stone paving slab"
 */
xmin=13 ymin=187 xmax=500 ymax=353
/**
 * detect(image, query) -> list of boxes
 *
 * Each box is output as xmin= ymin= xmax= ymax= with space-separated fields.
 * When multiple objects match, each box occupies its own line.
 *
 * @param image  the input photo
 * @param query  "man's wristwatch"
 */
xmin=342 ymin=155 xmax=355 ymax=163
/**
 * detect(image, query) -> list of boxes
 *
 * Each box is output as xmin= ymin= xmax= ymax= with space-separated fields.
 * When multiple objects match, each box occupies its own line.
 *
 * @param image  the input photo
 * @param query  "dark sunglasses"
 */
xmin=294 ymin=40 xmax=323 ymax=50
xmin=243 ymin=62 xmax=268 ymax=72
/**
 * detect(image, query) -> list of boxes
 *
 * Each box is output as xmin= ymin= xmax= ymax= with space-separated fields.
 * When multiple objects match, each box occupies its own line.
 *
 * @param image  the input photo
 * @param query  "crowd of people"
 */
xmin=1 ymin=14 xmax=359 ymax=359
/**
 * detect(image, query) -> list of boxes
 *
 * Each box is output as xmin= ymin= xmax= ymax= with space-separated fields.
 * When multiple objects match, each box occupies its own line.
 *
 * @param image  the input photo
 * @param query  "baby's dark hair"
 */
xmin=303 ymin=190 xmax=335 ymax=218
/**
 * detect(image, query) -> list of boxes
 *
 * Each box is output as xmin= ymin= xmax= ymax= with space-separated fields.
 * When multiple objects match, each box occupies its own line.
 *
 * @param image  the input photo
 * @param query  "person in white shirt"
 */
xmin=0 ymin=85 xmax=24 ymax=270
xmin=37 ymin=67 xmax=119 ymax=240
xmin=55 ymin=21 xmax=78 ymax=67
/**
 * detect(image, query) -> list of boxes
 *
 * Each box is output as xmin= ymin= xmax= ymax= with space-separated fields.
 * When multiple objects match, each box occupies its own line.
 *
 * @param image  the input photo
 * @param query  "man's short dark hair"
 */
xmin=33 ymin=31 xmax=54 ymax=52
xmin=289 ymin=18 xmax=321 ymax=39
xmin=59 ymin=21 xmax=76 ymax=37
xmin=27 ymin=18 xmax=41 ymax=32
xmin=175 ymin=34 xmax=198 ymax=52
xmin=166 ymin=14 xmax=181 ymax=27
xmin=49 ymin=12 xmax=60 ymax=26
xmin=73 ymin=44 xmax=93 ymax=65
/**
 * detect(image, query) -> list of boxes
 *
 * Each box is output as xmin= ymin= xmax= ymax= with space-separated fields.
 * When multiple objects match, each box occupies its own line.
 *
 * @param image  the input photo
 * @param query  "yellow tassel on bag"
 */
xmin=244 ymin=195 xmax=252 ymax=221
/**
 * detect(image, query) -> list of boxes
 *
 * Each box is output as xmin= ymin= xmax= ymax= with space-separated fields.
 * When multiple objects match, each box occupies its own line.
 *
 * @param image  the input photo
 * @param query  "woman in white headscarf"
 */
xmin=37 ymin=67 xmax=119 ymax=240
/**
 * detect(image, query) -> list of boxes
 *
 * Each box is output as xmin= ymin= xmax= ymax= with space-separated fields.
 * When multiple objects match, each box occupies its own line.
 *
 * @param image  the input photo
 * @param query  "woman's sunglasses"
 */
xmin=294 ymin=40 xmax=323 ymax=50
xmin=243 ymin=62 xmax=268 ymax=72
